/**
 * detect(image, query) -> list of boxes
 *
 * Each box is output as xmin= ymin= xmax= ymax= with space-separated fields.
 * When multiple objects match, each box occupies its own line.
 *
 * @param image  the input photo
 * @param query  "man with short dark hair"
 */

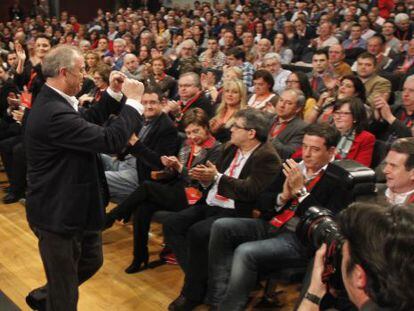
xmin=226 ymin=47 xmax=255 ymax=89
xmin=342 ymin=23 xmax=367 ymax=50
xmin=356 ymin=52 xmax=391 ymax=107
xmin=308 ymin=50 xmax=330 ymax=96
xmin=206 ymin=123 xmax=353 ymax=310
xmin=199 ymin=37 xmax=226 ymax=70
xmin=298 ymin=202 xmax=414 ymax=310
xmin=166 ymin=108 xmax=281 ymax=311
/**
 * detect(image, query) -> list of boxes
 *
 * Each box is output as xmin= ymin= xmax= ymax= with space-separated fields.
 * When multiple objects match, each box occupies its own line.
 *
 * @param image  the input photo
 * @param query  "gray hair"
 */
xmin=395 ymin=13 xmax=409 ymax=24
xmin=179 ymin=71 xmax=201 ymax=89
xmin=405 ymin=75 xmax=414 ymax=85
xmin=123 ymin=53 xmax=137 ymax=62
xmin=282 ymin=88 xmax=306 ymax=109
xmin=42 ymin=45 xmax=82 ymax=78
xmin=113 ymin=38 xmax=126 ymax=46
xmin=79 ymin=39 xmax=91 ymax=48
xmin=263 ymin=52 xmax=281 ymax=64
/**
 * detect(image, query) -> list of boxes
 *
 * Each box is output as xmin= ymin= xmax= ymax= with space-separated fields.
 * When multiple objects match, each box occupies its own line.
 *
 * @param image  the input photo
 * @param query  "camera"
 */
xmin=296 ymin=206 xmax=344 ymax=289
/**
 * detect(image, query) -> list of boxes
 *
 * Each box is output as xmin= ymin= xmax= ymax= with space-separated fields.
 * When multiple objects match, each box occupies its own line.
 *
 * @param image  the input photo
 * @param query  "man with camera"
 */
xmin=298 ymin=202 xmax=414 ymax=311
xmin=205 ymin=123 xmax=353 ymax=310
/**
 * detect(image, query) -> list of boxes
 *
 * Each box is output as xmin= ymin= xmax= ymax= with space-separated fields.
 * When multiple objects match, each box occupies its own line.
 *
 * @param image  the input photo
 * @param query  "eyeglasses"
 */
xmin=178 ymin=83 xmax=194 ymax=88
xmin=232 ymin=123 xmax=252 ymax=131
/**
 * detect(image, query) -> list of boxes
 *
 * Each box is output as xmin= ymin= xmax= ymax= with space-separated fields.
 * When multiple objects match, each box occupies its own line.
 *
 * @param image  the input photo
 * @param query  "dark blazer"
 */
xmin=128 ymin=112 xmax=180 ymax=183
xmin=259 ymin=162 xmax=353 ymax=220
xmin=369 ymin=104 xmax=413 ymax=143
xmin=25 ymin=85 xmax=142 ymax=234
xmin=216 ymin=142 xmax=282 ymax=218
xmin=269 ymin=116 xmax=307 ymax=159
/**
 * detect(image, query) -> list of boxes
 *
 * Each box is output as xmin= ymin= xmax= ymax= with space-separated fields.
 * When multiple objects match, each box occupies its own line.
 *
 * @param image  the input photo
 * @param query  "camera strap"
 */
xmin=269 ymin=172 xmax=324 ymax=228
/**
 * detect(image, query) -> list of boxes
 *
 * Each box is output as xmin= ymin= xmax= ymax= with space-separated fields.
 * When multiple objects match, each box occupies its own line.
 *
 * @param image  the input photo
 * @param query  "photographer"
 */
xmin=298 ymin=203 xmax=414 ymax=311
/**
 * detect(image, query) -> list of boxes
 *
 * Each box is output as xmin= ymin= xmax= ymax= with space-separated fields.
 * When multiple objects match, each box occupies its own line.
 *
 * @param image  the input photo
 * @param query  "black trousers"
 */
xmin=163 ymin=204 xmax=236 ymax=302
xmin=31 ymin=227 xmax=103 ymax=311
xmin=129 ymin=181 xmax=188 ymax=260
xmin=114 ymin=179 xmax=188 ymax=261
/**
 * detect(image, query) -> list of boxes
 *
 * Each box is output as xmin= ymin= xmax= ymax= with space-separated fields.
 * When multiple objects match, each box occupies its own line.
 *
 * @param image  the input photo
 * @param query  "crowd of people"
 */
xmin=1 ymin=0 xmax=414 ymax=310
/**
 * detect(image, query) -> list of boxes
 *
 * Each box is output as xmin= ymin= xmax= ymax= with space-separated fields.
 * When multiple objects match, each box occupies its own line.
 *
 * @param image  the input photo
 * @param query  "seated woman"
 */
xmin=105 ymin=108 xmax=222 ymax=274
xmin=272 ymin=32 xmax=294 ymax=65
xmin=209 ymin=79 xmax=247 ymax=143
xmin=247 ymin=70 xmax=278 ymax=111
xmin=305 ymin=74 xmax=367 ymax=125
xmin=333 ymin=97 xmax=375 ymax=167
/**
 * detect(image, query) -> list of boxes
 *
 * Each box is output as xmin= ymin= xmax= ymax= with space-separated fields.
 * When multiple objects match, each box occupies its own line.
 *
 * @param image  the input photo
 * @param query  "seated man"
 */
xmin=165 ymin=108 xmax=282 ymax=310
xmin=206 ymin=123 xmax=353 ymax=310
xmin=328 ymin=44 xmax=353 ymax=78
xmin=262 ymin=52 xmax=291 ymax=95
xmin=361 ymin=137 xmax=414 ymax=205
xmin=307 ymin=50 xmax=330 ymax=97
xmin=370 ymin=75 xmax=414 ymax=143
xmin=268 ymin=88 xmax=307 ymax=159
xmin=356 ymin=52 xmax=391 ymax=107
xmin=163 ymin=72 xmax=214 ymax=130
xmin=104 ymin=85 xmax=179 ymax=203
xmin=298 ymin=202 xmax=414 ymax=310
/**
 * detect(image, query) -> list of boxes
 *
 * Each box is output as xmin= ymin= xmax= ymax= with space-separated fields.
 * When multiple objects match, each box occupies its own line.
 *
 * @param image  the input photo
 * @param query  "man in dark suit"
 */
xmin=360 ymin=137 xmax=414 ymax=206
xmin=166 ymin=108 xmax=282 ymax=311
xmin=206 ymin=123 xmax=353 ymax=310
xmin=268 ymin=88 xmax=307 ymax=159
xmin=104 ymin=85 xmax=180 ymax=203
xmin=164 ymin=71 xmax=213 ymax=130
xmin=24 ymin=45 xmax=143 ymax=311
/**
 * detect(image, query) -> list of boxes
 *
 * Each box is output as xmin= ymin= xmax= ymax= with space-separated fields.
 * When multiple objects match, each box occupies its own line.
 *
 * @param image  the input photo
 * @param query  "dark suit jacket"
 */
xmin=25 ymin=85 xmax=142 ymax=234
xmin=215 ymin=142 xmax=282 ymax=218
xmin=128 ymin=112 xmax=180 ymax=183
xmin=259 ymin=162 xmax=353 ymax=220
xmin=269 ymin=116 xmax=307 ymax=159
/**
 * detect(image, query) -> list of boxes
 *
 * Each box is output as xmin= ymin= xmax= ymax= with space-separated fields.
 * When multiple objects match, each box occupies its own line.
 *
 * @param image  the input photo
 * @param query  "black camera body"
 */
xmin=296 ymin=206 xmax=344 ymax=289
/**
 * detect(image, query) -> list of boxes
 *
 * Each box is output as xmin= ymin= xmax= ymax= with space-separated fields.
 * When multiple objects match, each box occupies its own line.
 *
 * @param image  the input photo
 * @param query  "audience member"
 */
xmin=206 ymin=123 xmax=352 ymax=310
xmin=165 ymin=108 xmax=281 ymax=311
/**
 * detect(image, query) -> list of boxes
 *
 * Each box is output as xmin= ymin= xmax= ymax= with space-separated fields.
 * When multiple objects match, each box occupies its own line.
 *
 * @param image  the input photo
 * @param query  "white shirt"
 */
xmin=206 ymin=144 xmax=260 ymax=209
xmin=385 ymin=188 xmax=414 ymax=205
xmin=47 ymin=84 xmax=144 ymax=115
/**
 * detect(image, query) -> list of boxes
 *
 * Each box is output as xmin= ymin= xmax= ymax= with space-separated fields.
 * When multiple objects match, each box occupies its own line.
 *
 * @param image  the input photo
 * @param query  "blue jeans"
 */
xmin=206 ymin=218 xmax=307 ymax=310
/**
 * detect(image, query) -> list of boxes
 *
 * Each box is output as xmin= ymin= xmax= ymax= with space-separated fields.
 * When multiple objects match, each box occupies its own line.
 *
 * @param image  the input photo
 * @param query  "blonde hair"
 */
xmin=213 ymin=78 xmax=247 ymax=127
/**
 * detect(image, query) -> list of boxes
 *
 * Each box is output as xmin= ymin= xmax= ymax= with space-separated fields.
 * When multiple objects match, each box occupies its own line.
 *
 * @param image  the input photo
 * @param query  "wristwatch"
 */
xmin=304 ymin=292 xmax=322 ymax=305
xmin=294 ymin=186 xmax=308 ymax=198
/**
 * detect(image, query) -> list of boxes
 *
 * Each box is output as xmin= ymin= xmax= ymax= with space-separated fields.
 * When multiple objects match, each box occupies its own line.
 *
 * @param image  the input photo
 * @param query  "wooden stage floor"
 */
xmin=0 ymin=173 xmax=300 ymax=311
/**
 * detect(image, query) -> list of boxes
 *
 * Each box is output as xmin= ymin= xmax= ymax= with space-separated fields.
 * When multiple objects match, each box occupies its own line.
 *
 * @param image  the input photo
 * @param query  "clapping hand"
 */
xmin=282 ymin=159 xmax=305 ymax=196
xmin=161 ymin=155 xmax=183 ymax=173
xmin=372 ymin=94 xmax=395 ymax=124
xmin=189 ymin=161 xmax=218 ymax=183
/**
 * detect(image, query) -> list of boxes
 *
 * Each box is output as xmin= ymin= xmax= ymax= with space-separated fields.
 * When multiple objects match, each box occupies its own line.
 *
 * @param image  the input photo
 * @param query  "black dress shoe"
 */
xmin=3 ymin=192 xmax=23 ymax=204
xmin=124 ymin=256 xmax=149 ymax=274
xmin=103 ymin=213 xmax=116 ymax=230
xmin=168 ymin=294 xmax=201 ymax=311
xmin=26 ymin=293 xmax=46 ymax=311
